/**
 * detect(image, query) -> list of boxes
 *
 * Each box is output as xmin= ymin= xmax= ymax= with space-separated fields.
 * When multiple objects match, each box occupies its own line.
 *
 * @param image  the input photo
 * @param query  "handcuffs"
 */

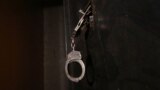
xmin=65 ymin=2 xmax=94 ymax=82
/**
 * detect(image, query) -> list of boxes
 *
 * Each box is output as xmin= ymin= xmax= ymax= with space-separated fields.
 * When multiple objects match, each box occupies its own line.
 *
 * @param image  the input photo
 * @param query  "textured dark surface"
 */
xmin=43 ymin=0 xmax=63 ymax=7
xmin=64 ymin=0 xmax=160 ymax=90
xmin=44 ymin=6 xmax=67 ymax=90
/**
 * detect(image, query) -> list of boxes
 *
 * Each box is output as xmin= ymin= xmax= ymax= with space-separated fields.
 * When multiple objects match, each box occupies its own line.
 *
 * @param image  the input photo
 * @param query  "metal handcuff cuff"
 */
xmin=65 ymin=3 xmax=94 ymax=83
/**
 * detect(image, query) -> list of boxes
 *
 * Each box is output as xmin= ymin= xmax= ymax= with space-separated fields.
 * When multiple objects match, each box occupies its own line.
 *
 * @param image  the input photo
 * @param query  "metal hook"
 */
xmin=74 ymin=5 xmax=92 ymax=31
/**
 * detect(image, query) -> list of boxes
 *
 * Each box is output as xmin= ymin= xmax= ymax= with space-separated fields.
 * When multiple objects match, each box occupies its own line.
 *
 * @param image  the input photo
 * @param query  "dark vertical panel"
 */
xmin=44 ymin=6 xmax=67 ymax=90
xmin=0 ymin=0 xmax=43 ymax=90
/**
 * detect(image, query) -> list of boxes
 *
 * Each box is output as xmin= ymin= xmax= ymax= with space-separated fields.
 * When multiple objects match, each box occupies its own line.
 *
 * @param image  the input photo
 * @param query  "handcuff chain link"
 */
xmin=71 ymin=37 xmax=75 ymax=51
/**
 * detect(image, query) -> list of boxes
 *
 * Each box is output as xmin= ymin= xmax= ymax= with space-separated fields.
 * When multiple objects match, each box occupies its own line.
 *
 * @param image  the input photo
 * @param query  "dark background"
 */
xmin=0 ymin=0 xmax=64 ymax=90
xmin=65 ymin=0 xmax=160 ymax=90
xmin=1 ymin=0 xmax=160 ymax=90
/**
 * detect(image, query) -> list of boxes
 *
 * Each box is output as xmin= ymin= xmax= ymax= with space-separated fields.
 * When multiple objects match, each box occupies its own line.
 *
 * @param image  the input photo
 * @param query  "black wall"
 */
xmin=64 ymin=0 xmax=160 ymax=90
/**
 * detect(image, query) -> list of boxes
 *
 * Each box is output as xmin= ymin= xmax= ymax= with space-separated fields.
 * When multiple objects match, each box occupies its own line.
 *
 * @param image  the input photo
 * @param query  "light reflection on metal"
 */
xmin=65 ymin=1 xmax=94 ymax=83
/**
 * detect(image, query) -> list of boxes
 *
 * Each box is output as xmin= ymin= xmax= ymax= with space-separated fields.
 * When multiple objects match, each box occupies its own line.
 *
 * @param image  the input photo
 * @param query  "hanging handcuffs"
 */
xmin=65 ymin=2 xmax=94 ymax=83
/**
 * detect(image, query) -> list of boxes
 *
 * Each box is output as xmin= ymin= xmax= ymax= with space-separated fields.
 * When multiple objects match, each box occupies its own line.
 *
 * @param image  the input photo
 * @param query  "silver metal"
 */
xmin=71 ymin=38 xmax=75 ymax=51
xmin=89 ymin=15 xmax=94 ymax=22
xmin=74 ymin=5 xmax=91 ymax=31
xmin=65 ymin=1 xmax=93 ymax=83
xmin=79 ymin=9 xmax=85 ymax=15
xmin=65 ymin=51 xmax=85 ymax=82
